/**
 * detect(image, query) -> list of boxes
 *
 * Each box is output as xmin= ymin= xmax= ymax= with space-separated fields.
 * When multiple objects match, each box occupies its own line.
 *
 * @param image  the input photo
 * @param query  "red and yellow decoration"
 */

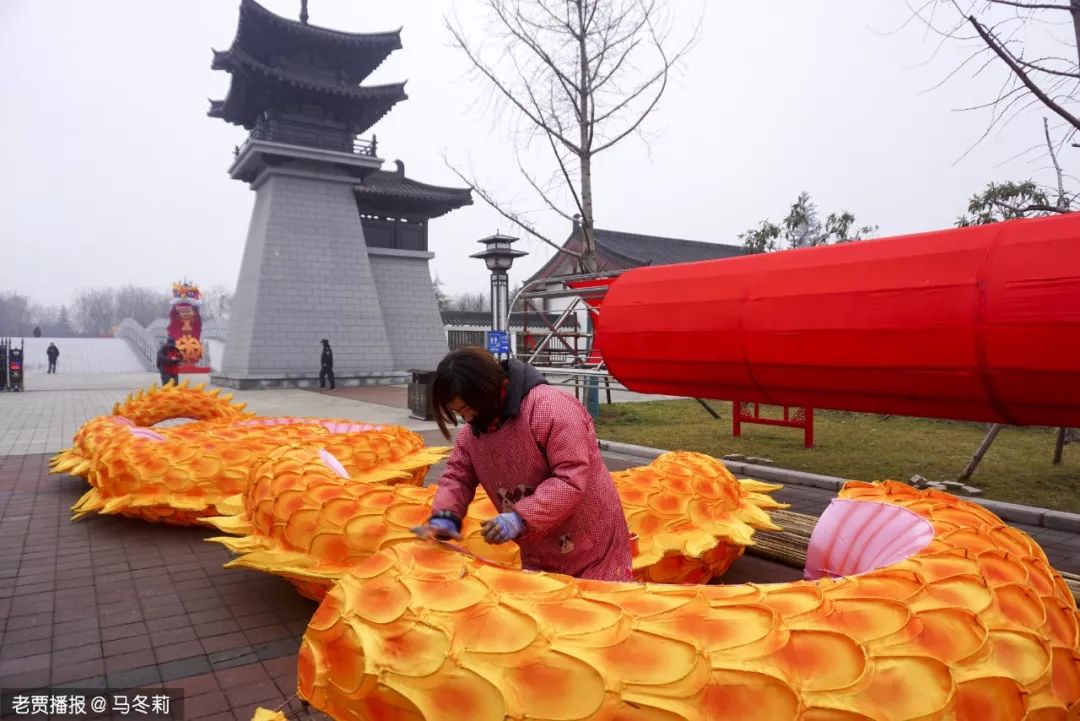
xmin=168 ymin=279 xmax=206 ymax=367
xmin=298 ymin=481 xmax=1080 ymax=721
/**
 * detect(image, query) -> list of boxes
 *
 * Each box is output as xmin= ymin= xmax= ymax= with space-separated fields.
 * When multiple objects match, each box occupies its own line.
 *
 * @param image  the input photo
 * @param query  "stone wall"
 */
xmin=368 ymin=248 xmax=448 ymax=372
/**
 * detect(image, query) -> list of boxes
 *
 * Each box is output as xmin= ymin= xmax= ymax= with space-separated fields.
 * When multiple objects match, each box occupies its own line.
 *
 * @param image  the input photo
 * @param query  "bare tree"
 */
xmin=29 ymin=303 xmax=59 ymax=336
xmin=449 ymin=292 xmax=490 ymax=312
xmin=904 ymin=1 xmax=1080 ymax=159
xmin=73 ymin=288 xmax=117 ymax=337
xmin=447 ymin=0 xmax=699 ymax=273
xmin=114 ymin=286 xmax=171 ymax=328
xmin=0 ymin=292 xmax=33 ymax=337
xmin=200 ymin=285 xmax=234 ymax=323
xmin=54 ymin=305 xmax=75 ymax=337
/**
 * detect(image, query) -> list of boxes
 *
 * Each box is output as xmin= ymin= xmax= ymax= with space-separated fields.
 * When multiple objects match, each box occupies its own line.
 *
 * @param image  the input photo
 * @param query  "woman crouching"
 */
xmin=415 ymin=347 xmax=634 ymax=581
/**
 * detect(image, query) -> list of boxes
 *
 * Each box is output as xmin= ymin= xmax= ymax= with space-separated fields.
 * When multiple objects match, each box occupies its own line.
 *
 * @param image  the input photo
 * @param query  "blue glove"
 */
xmin=412 ymin=516 xmax=461 ymax=541
xmin=481 ymin=511 xmax=525 ymax=544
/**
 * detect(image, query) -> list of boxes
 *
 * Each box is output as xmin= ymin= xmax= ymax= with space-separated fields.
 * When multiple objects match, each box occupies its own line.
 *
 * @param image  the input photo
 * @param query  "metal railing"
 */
xmin=533 ymin=366 xmax=624 ymax=405
xmin=115 ymin=319 xmax=157 ymax=372
xmin=240 ymin=117 xmax=378 ymax=157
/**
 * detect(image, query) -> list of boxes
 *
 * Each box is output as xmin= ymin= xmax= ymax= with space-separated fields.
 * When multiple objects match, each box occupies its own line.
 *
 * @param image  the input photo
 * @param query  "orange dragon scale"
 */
xmin=52 ymin=383 xmax=448 ymax=525
xmin=299 ymin=481 xmax=1080 ymax=721
xmin=205 ymin=446 xmax=786 ymax=600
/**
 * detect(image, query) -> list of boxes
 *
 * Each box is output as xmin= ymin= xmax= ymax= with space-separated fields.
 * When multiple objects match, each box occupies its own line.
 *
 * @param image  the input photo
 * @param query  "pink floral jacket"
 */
xmin=431 ymin=384 xmax=634 ymax=581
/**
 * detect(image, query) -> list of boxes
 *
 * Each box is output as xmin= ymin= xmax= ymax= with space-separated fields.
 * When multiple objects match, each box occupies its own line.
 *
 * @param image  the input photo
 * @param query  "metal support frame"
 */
xmin=513 ymin=270 xmax=741 ymax=415
xmin=511 ymin=271 xmax=622 ymax=360
xmin=511 ymin=270 xmax=626 ymax=404
xmin=528 ymin=366 xmax=620 ymax=404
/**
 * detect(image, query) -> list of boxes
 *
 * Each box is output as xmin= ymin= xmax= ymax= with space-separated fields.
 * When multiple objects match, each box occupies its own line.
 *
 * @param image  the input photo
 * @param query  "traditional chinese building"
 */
xmin=525 ymin=221 xmax=748 ymax=301
xmin=518 ymin=221 xmax=747 ymax=364
xmin=209 ymin=0 xmax=471 ymax=388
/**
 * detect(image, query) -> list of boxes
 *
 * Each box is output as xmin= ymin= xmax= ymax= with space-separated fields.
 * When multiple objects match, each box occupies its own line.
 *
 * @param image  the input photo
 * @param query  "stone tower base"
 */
xmin=215 ymin=160 xmax=448 ymax=390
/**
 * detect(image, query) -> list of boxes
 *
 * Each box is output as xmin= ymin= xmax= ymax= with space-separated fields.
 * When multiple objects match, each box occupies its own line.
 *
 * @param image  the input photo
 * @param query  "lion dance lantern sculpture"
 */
xmin=168 ymin=280 xmax=206 ymax=369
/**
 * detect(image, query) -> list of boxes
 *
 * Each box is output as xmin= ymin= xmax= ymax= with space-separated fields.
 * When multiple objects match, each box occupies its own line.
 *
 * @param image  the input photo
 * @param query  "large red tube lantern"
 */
xmin=596 ymin=214 xmax=1080 ymax=427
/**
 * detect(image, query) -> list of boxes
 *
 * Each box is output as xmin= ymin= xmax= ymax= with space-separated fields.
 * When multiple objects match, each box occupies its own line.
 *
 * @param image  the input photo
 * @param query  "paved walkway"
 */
xmin=1 ymin=373 xmax=1077 ymax=720
xmin=13 ymin=339 xmax=146 ymax=376
xmin=0 ymin=373 xmax=440 ymax=458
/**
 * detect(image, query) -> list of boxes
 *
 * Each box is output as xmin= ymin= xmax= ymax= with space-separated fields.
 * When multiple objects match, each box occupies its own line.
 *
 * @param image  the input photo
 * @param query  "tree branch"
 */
xmin=992 ymin=199 xmax=1072 ymax=213
xmin=447 ymin=16 xmax=581 ymax=151
xmin=515 ymin=151 xmax=580 ymax=223
xmin=444 ymin=158 xmax=582 ymax=259
xmin=591 ymin=6 xmax=687 ymax=153
xmin=1016 ymin=56 xmax=1080 ymax=78
xmin=968 ymin=14 xmax=1080 ymax=131
xmin=494 ymin=1 xmax=583 ymax=118
xmin=1044 ymin=116 xmax=1070 ymax=209
xmin=988 ymin=0 xmax=1071 ymax=10
xmin=542 ymin=124 xmax=585 ymax=216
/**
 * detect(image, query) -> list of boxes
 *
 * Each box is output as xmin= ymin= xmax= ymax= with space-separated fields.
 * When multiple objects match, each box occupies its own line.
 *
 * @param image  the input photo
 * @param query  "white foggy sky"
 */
xmin=0 ymin=1 xmax=1066 ymax=309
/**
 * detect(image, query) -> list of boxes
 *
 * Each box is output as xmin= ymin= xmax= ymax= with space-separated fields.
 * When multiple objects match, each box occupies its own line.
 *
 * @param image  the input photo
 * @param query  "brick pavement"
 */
xmin=0 ymin=452 xmax=327 ymax=720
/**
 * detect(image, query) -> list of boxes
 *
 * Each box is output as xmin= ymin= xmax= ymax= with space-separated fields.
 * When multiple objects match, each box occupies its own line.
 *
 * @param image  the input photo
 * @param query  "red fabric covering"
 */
xmin=596 ymin=214 xmax=1080 ymax=426
xmin=431 ymin=384 xmax=634 ymax=581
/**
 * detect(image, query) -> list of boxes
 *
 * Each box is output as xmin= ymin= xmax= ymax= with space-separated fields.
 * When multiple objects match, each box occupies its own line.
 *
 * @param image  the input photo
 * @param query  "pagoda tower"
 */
xmin=209 ymin=0 xmax=471 ymax=389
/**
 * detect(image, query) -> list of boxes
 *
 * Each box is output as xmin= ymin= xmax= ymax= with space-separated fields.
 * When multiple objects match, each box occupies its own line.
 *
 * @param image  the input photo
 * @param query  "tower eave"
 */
xmin=208 ymin=72 xmax=407 ymax=132
xmin=355 ymin=170 xmax=473 ymax=220
xmin=237 ymin=0 xmax=402 ymax=46
xmin=231 ymin=0 xmax=402 ymax=83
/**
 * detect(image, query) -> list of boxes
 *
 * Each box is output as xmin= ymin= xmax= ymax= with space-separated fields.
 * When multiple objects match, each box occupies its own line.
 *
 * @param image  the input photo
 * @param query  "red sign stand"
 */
xmin=732 ymin=401 xmax=814 ymax=448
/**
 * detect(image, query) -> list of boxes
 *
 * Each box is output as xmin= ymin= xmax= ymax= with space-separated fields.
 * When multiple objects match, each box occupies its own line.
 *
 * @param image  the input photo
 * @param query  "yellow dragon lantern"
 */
xmin=205 ymin=446 xmax=786 ymax=600
xmin=51 ymin=383 xmax=448 ymax=525
xmin=297 ymin=481 xmax=1080 ymax=721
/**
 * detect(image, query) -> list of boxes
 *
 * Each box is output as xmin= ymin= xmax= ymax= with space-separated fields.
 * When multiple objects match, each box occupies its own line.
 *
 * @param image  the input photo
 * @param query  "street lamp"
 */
xmin=471 ymin=233 xmax=528 ymax=359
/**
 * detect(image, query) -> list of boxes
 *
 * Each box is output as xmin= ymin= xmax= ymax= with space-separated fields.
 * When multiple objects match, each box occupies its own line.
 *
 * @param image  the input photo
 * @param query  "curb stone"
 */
xmin=598 ymin=439 xmax=1080 ymax=531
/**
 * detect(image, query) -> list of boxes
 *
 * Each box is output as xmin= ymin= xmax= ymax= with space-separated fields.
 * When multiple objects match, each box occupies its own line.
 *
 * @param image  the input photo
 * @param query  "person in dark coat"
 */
xmin=156 ymin=338 xmax=182 ymax=386
xmin=319 ymin=339 xmax=336 ymax=390
xmin=46 ymin=343 xmax=59 ymax=373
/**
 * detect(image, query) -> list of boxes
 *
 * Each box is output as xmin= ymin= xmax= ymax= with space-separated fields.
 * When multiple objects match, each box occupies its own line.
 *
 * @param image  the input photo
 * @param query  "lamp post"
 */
xmin=470 ymin=233 xmax=528 ymax=359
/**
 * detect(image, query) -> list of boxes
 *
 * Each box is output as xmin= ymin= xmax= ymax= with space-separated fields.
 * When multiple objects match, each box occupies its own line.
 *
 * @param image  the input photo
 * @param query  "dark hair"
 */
xmin=431 ymin=347 xmax=506 ymax=439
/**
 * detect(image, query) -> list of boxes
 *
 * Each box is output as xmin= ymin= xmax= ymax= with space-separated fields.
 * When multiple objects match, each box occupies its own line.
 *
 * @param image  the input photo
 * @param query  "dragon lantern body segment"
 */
xmin=206 ymin=447 xmax=786 ymax=600
xmin=50 ymin=382 xmax=254 ymax=478
xmin=298 ymin=481 xmax=1080 ymax=721
xmin=51 ymin=383 xmax=448 ymax=526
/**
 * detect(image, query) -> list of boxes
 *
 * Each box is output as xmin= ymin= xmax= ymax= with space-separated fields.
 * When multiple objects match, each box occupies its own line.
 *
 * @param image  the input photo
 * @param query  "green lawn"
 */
xmin=596 ymin=400 xmax=1080 ymax=514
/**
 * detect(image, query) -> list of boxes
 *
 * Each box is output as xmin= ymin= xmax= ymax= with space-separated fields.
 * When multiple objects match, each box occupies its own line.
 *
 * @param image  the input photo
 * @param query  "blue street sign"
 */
xmin=486 ymin=330 xmax=510 ymax=357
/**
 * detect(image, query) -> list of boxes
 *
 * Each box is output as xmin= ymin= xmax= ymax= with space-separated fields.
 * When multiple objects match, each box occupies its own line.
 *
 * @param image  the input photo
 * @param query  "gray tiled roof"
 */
xmin=591 ymin=228 xmax=746 ymax=266
xmin=524 ymin=225 xmax=747 ymax=285
xmin=237 ymin=0 xmax=402 ymax=48
xmin=354 ymin=169 xmax=473 ymax=218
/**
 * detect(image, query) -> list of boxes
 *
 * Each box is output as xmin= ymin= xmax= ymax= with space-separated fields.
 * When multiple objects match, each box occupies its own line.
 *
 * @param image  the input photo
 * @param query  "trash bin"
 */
xmin=408 ymin=370 xmax=435 ymax=421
